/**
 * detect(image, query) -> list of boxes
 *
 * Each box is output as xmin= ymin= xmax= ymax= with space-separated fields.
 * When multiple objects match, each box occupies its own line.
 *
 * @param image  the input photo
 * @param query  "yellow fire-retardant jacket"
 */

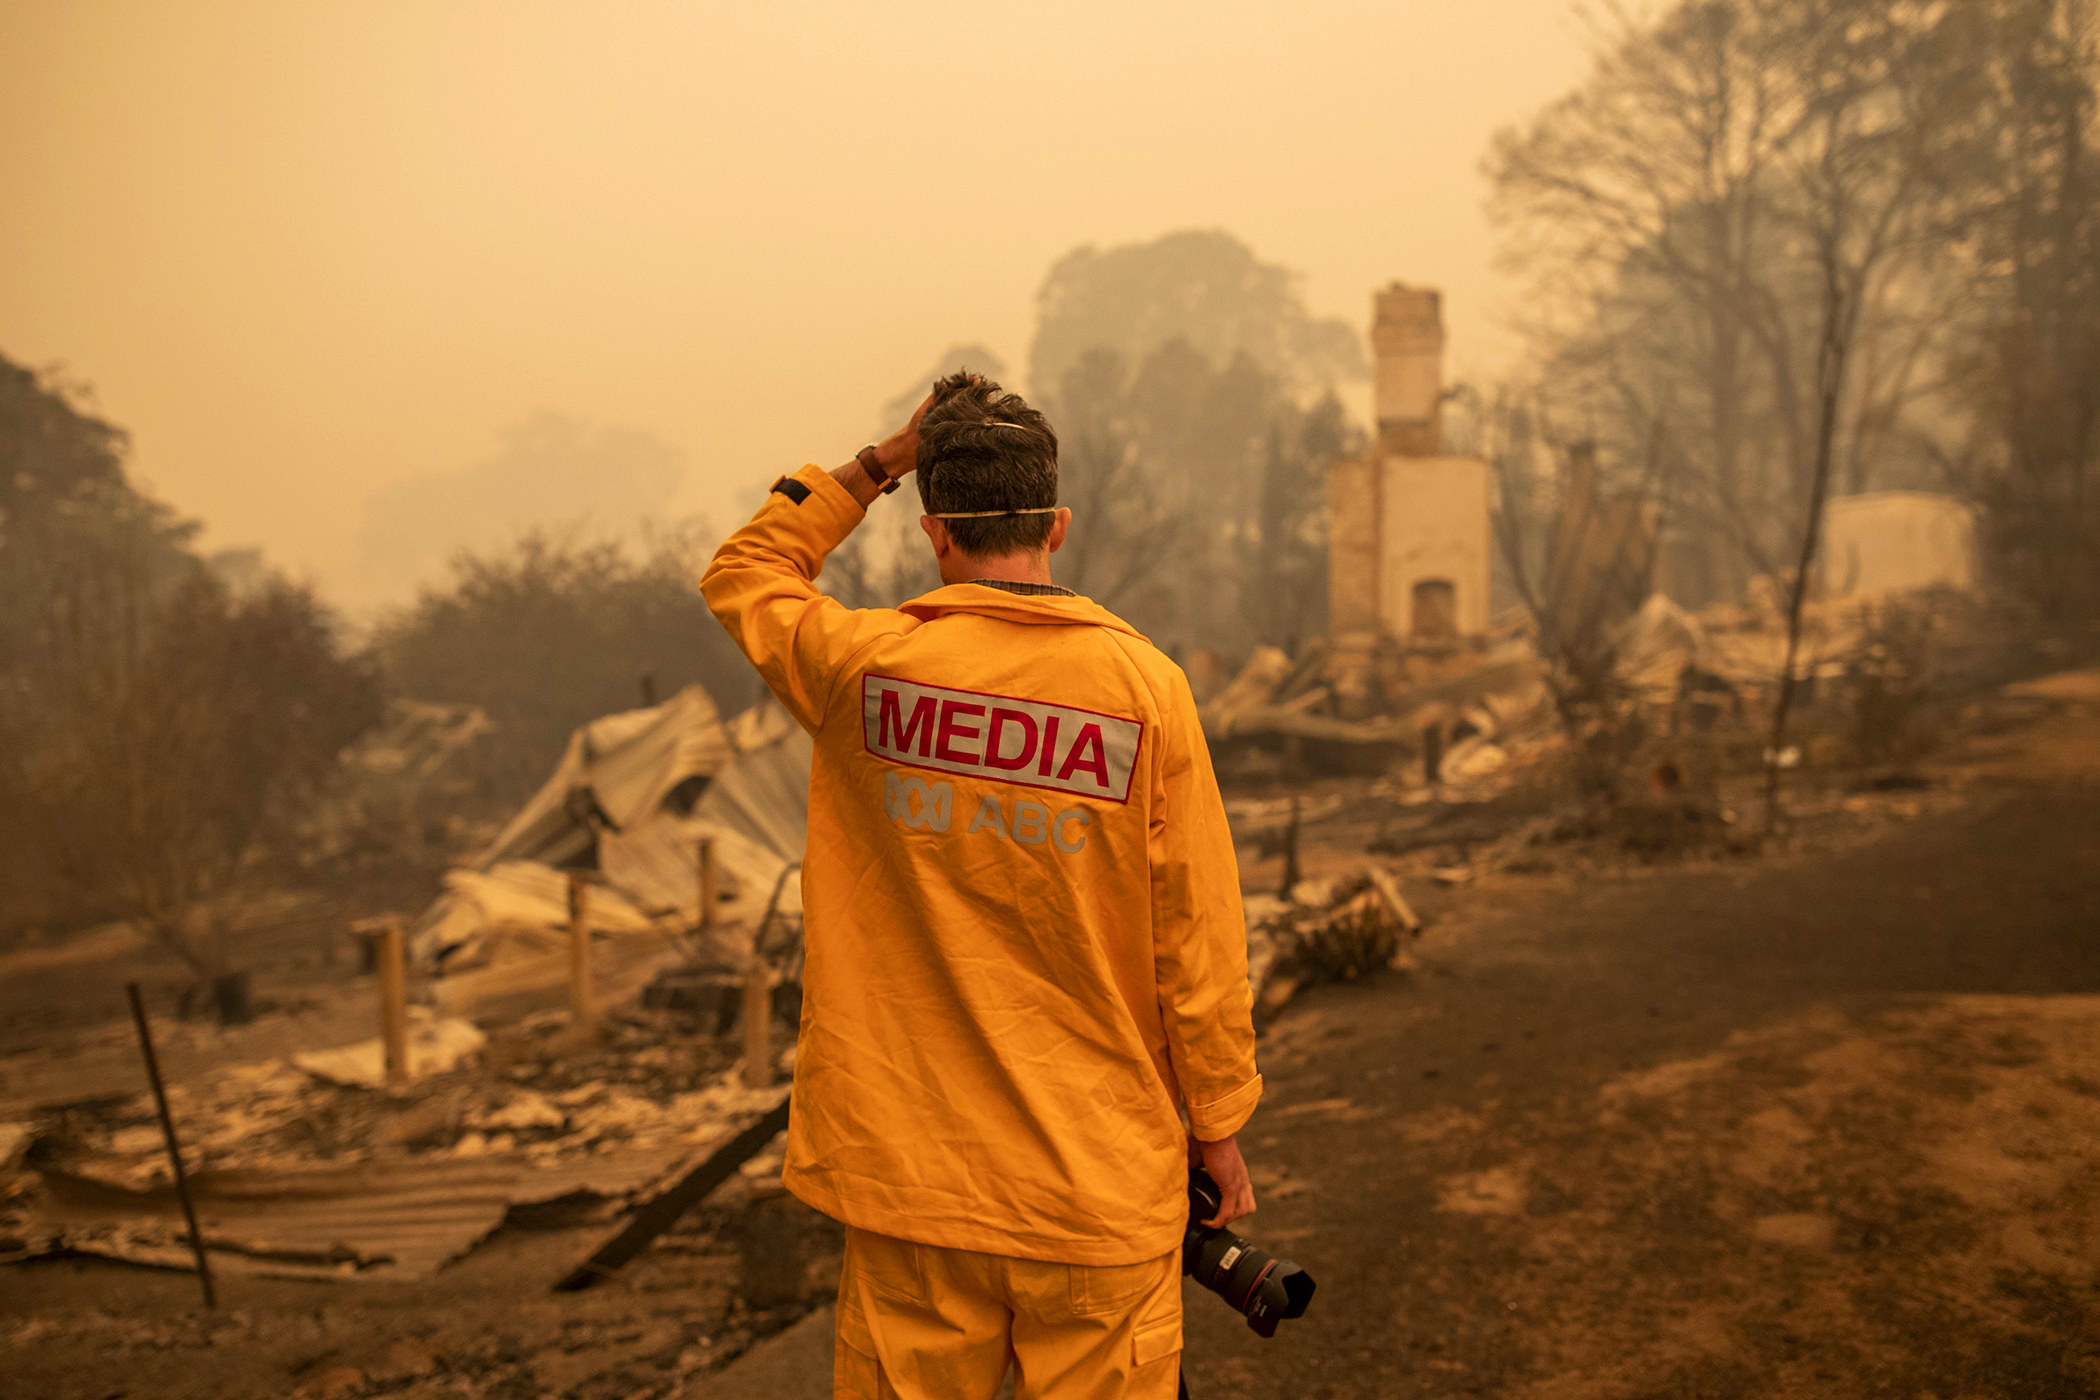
xmin=701 ymin=463 xmax=1261 ymax=1266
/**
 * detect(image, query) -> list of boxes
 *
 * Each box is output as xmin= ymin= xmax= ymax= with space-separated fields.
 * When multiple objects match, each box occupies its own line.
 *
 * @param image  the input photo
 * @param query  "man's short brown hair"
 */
xmin=914 ymin=372 xmax=1059 ymax=557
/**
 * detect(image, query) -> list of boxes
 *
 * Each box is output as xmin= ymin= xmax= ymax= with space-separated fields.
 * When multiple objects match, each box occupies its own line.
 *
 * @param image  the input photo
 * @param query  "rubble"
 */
xmin=1205 ymin=585 xmax=2026 ymax=848
xmin=293 ymin=1009 xmax=486 ymax=1088
xmin=554 ymin=1097 xmax=792 ymax=1291
xmin=412 ymin=688 xmax=813 ymax=1028
xmin=1201 ymin=638 xmax=1549 ymax=751
xmin=1243 ymin=864 xmax=1422 ymax=1021
xmin=0 ymin=954 xmax=797 ymax=1286
xmin=1 ymin=562 xmax=2049 ymax=1326
xmin=313 ymin=699 xmax=499 ymax=870
xmin=0 ymin=1042 xmax=792 ymax=1281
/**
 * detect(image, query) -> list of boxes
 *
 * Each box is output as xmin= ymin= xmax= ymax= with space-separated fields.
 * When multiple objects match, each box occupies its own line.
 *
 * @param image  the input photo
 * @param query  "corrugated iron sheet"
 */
xmin=4 ymin=1090 xmax=788 ymax=1282
xmin=20 ymin=1156 xmax=523 ymax=1279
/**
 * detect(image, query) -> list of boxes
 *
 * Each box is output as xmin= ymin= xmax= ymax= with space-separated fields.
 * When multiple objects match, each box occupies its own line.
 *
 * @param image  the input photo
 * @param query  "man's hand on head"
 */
xmin=874 ymin=386 xmax=942 ymax=476
xmin=1192 ymin=1133 xmax=1257 ymax=1229
xmin=830 ymin=386 xmax=941 ymax=509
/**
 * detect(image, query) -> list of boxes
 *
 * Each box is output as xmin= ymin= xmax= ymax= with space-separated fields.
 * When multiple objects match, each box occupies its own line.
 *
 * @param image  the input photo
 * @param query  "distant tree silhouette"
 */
xmin=0 ymin=351 xmax=380 ymax=956
xmin=376 ymin=526 xmax=764 ymax=803
xmin=1023 ymin=231 xmax=1367 ymax=658
xmin=1028 ymin=229 xmax=1364 ymax=398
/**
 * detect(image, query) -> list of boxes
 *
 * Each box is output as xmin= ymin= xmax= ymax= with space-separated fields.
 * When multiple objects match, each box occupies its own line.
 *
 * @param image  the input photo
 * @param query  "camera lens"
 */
xmin=1185 ymin=1228 xmax=1314 ymax=1337
xmin=1183 ymin=1168 xmax=1317 ymax=1338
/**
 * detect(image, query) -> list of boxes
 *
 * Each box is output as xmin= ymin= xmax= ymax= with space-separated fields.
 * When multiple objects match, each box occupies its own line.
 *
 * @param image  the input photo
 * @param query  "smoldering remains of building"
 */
xmin=1201 ymin=282 xmax=1546 ymax=781
xmin=1326 ymin=283 xmax=1493 ymax=651
xmin=1820 ymin=491 xmax=1977 ymax=603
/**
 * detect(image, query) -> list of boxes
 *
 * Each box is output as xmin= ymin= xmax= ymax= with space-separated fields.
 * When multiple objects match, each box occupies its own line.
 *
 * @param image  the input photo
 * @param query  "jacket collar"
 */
xmin=897 ymin=583 xmax=1148 ymax=639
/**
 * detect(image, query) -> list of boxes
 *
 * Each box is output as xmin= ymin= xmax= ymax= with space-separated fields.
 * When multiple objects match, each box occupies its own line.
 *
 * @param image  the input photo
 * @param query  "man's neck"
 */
xmin=943 ymin=551 xmax=1053 ymax=587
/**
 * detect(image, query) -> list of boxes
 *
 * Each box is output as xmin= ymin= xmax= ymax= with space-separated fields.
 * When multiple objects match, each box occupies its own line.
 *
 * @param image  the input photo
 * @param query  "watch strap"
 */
xmin=857 ymin=446 xmax=900 ymax=495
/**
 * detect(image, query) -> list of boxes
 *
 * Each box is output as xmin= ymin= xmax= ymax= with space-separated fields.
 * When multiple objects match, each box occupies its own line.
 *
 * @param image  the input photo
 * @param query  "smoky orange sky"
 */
xmin=0 ymin=2 xmax=1591 ymax=610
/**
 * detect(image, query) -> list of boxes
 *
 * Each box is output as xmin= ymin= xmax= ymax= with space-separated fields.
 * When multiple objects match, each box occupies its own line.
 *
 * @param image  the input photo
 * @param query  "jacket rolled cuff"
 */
xmin=1185 ymin=1073 xmax=1263 ymax=1142
xmin=779 ymin=462 xmax=867 ymax=547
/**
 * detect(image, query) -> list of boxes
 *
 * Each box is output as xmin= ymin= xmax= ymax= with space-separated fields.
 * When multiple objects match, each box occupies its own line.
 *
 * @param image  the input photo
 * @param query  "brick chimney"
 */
xmin=1371 ymin=283 xmax=1444 ymax=457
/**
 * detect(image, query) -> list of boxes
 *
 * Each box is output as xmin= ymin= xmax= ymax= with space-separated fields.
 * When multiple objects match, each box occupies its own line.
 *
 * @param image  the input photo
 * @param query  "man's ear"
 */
xmin=1046 ymin=507 xmax=1072 ymax=555
xmin=920 ymin=515 xmax=951 ymax=559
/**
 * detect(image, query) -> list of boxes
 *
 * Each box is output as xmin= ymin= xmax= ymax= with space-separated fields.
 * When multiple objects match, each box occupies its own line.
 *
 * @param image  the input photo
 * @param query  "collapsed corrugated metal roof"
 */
xmin=3 ymin=1082 xmax=791 ymax=1282
xmin=15 ymin=1155 xmax=526 ymax=1280
xmin=478 ymin=685 xmax=734 ymax=874
xmin=410 ymin=689 xmax=812 ymax=1021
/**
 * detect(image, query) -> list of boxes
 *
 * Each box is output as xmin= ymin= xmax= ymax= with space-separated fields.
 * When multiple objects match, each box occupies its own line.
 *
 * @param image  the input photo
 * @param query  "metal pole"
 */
xmin=378 ymin=919 xmax=409 ymax=1087
xmin=124 ymin=982 xmax=216 ymax=1308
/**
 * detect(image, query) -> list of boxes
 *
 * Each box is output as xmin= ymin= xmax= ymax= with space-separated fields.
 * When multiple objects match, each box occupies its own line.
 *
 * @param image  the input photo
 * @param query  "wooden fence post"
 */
xmin=698 ymin=836 xmax=716 ymax=931
xmin=567 ymin=873 xmax=595 ymax=1031
xmin=741 ymin=962 xmax=772 ymax=1089
xmin=1278 ymin=796 xmax=1302 ymax=897
xmin=378 ymin=919 xmax=409 ymax=1087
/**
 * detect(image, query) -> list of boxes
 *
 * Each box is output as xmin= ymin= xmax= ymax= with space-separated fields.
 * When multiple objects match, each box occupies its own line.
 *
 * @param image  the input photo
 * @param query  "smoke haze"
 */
xmin=0 ymin=1 xmax=1587 ymax=606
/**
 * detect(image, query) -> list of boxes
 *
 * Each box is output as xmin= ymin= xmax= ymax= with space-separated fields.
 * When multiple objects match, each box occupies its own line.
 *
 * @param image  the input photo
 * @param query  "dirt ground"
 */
xmin=4 ymin=684 xmax=2099 ymax=1398
xmin=1184 ymin=693 xmax=2100 ymax=1398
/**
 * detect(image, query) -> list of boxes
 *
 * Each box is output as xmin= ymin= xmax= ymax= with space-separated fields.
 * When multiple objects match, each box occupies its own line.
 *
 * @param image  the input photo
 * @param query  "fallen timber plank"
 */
xmin=1215 ymin=656 xmax=1541 ymax=744
xmin=553 ymin=1098 xmax=791 ymax=1291
xmin=1364 ymin=862 xmax=1422 ymax=933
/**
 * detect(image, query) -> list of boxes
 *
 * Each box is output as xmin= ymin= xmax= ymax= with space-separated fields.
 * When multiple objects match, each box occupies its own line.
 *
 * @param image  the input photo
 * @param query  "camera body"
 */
xmin=1182 ymin=1167 xmax=1316 ymax=1338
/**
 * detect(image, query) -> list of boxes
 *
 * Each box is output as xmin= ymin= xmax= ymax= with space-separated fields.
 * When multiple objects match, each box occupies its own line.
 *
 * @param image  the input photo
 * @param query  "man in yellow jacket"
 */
xmin=702 ymin=372 xmax=1261 ymax=1399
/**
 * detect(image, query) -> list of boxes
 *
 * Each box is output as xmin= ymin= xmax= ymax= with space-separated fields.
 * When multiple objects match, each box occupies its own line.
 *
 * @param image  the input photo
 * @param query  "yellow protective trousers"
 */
xmin=834 ymin=1227 xmax=1184 ymax=1400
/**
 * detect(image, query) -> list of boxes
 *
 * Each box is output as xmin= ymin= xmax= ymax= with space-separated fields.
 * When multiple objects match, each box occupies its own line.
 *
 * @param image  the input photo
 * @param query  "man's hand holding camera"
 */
xmin=1192 ymin=1133 xmax=1255 ymax=1228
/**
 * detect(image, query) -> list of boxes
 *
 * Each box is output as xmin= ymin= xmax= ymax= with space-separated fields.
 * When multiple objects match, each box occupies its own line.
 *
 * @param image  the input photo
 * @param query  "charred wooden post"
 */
xmin=698 ymin=835 xmax=717 ymax=932
xmin=1279 ymin=796 xmax=1303 ymax=896
xmin=741 ymin=960 xmax=773 ymax=1088
xmin=378 ymin=919 xmax=410 ymax=1086
xmin=567 ymin=873 xmax=595 ymax=1031
xmin=553 ymin=1099 xmax=791 ymax=1291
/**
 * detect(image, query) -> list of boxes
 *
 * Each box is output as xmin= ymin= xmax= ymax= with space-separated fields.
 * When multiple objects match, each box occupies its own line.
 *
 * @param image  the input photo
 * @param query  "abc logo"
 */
xmin=884 ymin=772 xmax=954 ymax=831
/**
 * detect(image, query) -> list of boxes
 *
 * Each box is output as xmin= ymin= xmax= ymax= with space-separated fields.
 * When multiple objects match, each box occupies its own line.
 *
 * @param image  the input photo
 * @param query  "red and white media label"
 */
xmin=861 ymin=673 xmax=1143 ymax=804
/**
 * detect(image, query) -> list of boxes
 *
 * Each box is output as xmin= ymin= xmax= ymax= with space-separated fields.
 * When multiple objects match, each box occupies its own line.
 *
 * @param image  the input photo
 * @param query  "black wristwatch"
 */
xmin=857 ymin=445 xmax=900 ymax=495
